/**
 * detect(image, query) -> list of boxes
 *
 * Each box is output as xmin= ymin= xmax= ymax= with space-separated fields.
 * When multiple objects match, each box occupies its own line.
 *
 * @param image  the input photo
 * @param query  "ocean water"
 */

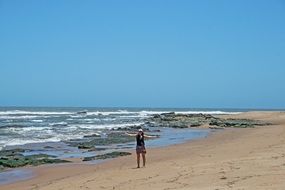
xmin=0 ymin=107 xmax=244 ymax=185
xmin=0 ymin=107 xmax=242 ymax=150
xmin=0 ymin=169 xmax=35 ymax=185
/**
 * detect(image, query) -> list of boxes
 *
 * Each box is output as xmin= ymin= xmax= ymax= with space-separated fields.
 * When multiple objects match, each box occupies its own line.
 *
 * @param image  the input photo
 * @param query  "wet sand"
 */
xmin=1 ymin=111 xmax=285 ymax=190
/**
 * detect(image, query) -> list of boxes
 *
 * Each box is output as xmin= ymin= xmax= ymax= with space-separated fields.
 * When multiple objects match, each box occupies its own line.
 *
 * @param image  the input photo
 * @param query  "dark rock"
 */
xmin=153 ymin=114 xmax=161 ymax=119
xmin=83 ymin=151 xmax=131 ymax=161
xmin=161 ymin=112 xmax=175 ymax=117
xmin=25 ymin=153 xmax=56 ymax=159
xmin=111 ymin=125 xmax=149 ymax=132
xmin=0 ymin=149 xmax=70 ymax=169
xmin=77 ymin=111 xmax=87 ymax=114
xmin=209 ymin=120 xmax=224 ymax=126
xmin=33 ymin=158 xmax=70 ymax=165
xmin=209 ymin=126 xmax=225 ymax=130
xmin=78 ymin=145 xmax=94 ymax=149
xmin=44 ymin=146 xmax=54 ymax=149
xmin=67 ymin=132 xmax=135 ymax=149
xmin=190 ymin=123 xmax=202 ymax=127
xmin=83 ymin=133 xmax=101 ymax=138
xmin=209 ymin=118 xmax=271 ymax=128
xmin=150 ymin=129 xmax=161 ymax=132
xmin=171 ymin=124 xmax=188 ymax=128
xmin=147 ymin=113 xmax=270 ymax=129
xmin=0 ymin=149 xmax=25 ymax=157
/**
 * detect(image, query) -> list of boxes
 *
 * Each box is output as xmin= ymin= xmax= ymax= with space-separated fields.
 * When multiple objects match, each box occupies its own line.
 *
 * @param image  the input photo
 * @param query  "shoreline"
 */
xmin=1 ymin=111 xmax=285 ymax=189
xmin=0 ymin=127 xmax=211 ymax=185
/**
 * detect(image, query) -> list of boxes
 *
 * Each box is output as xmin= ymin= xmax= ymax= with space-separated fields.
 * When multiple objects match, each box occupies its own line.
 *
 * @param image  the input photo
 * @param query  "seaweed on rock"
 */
xmin=83 ymin=151 xmax=131 ymax=161
xmin=0 ymin=149 xmax=70 ymax=169
xmin=147 ymin=113 xmax=270 ymax=129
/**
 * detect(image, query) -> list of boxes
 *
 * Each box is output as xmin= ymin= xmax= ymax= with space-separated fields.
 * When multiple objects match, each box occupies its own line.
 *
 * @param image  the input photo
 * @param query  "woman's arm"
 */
xmin=125 ymin=132 xmax=137 ymax=137
xmin=125 ymin=132 xmax=159 ymax=138
xmin=144 ymin=134 xmax=159 ymax=139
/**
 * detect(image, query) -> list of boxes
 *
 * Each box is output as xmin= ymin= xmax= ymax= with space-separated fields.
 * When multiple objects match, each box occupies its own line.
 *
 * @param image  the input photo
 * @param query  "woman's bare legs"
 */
xmin=136 ymin=152 xmax=146 ymax=168
xmin=142 ymin=153 xmax=146 ymax=167
xmin=136 ymin=153 xmax=140 ymax=168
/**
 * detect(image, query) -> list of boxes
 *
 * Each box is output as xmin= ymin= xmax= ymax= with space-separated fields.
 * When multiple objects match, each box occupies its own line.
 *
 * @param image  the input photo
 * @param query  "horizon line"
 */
xmin=0 ymin=106 xmax=284 ymax=111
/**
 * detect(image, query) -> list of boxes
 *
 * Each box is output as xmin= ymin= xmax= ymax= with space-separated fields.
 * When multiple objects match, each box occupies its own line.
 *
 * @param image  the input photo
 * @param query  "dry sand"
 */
xmin=1 ymin=111 xmax=285 ymax=190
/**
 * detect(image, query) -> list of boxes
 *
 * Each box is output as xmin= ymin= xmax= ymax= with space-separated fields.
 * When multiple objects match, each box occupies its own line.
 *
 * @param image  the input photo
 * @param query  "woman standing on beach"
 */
xmin=136 ymin=129 xmax=146 ymax=168
xmin=127 ymin=129 xmax=156 ymax=168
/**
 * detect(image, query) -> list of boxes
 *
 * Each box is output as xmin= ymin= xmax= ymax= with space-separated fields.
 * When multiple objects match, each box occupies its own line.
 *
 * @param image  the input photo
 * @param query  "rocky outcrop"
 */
xmin=208 ymin=118 xmax=268 ymax=128
xmin=83 ymin=151 xmax=131 ymax=161
xmin=83 ymin=133 xmax=101 ymax=138
xmin=146 ymin=112 xmax=270 ymax=129
xmin=76 ymin=111 xmax=87 ymax=114
xmin=147 ymin=112 xmax=215 ymax=128
xmin=66 ymin=132 xmax=135 ymax=150
xmin=0 ymin=149 xmax=70 ymax=169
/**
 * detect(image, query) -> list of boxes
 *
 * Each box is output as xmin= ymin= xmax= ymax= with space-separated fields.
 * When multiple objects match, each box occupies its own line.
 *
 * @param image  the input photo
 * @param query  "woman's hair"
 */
xmin=137 ymin=131 xmax=144 ymax=137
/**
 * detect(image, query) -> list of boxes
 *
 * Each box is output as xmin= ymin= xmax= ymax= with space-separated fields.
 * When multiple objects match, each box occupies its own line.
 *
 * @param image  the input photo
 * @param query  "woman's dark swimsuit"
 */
xmin=136 ymin=134 xmax=146 ymax=154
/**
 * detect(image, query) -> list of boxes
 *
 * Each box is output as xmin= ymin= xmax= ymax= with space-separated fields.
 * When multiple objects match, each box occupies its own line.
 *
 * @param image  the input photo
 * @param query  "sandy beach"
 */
xmin=1 ymin=1 xmax=284 ymax=189
xmin=1 ymin=111 xmax=285 ymax=190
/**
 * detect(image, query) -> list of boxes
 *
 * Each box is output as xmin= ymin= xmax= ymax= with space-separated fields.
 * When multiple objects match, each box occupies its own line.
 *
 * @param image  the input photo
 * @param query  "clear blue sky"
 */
xmin=0 ymin=0 xmax=284 ymax=109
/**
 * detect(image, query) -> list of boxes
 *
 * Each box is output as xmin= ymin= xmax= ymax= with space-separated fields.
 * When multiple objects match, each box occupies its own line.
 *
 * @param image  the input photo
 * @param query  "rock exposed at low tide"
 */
xmin=66 ymin=132 xmax=135 ymax=150
xmin=83 ymin=151 xmax=131 ymax=161
xmin=146 ymin=112 xmax=270 ymax=129
xmin=0 ymin=149 xmax=70 ymax=169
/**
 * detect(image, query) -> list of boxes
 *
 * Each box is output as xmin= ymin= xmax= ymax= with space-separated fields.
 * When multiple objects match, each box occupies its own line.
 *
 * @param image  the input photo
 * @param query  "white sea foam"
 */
xmin=48 ymin=122 xmax=68 ymax=126
xmin=81 ymin=118 xmax=101 ymax=122
xmin=11 ymin=126 xmax=52 ymax=131
xmin=101 ymin=118 xmax=117 ymax=121
xmin=0 ymin=110 xmax=73 ymax=115
xmin=84 ymin=110 xmax=238 ymax=117
xmin=0 ymin=137 xmax=61 ymax=148
xmin=0 ymin=115 xmax=46 ymax=119
xmin=0 ymin=131 xmax=103 ymax=150
xmin=86 ymin=110 xmax=130 ymax=116
xmin=71 ymin=122 xmax=144 ymax=130
xmin=69 ymin=114 xmax=87 ymax=118
xmin=31 ymin=119 xmax=43 ymax=122
xmin=0 ymin=109 xmax=241 ymax=149
xmin=0 ymin=110 xmax=240 ymax=117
